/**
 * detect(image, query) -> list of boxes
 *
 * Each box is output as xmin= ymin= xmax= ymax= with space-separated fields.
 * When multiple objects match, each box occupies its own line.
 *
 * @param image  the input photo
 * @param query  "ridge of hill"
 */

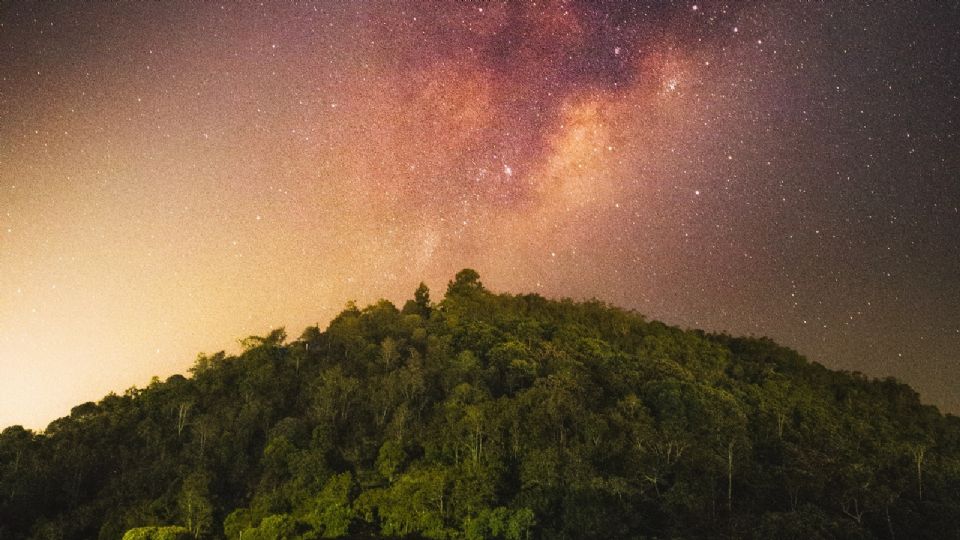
xmin=2 ymin=270 xmax=958 ymax=539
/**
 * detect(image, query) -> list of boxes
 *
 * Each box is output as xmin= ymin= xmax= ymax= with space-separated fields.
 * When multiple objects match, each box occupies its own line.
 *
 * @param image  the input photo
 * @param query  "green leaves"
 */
xmin=301 ymin=473 xmax=354 ymax=538
xmin=446 ymin=269 xmax=484 ymax=297
xmin=120 ymin=526 xmax=191 ymax=540
xmin=356 ymin=466 xmax=452 ymax=538
xmin=2 ymin=270 xmax=960 ymax=539
xmin=463 ymin=507 xmax=536 ymax=540
xmin=178 ymin=471 xmax=214 ymax=538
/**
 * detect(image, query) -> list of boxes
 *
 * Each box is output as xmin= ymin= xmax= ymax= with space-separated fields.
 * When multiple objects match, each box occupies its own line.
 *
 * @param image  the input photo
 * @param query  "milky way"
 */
xmin=1 ymin=1 xmax=958 ymax=428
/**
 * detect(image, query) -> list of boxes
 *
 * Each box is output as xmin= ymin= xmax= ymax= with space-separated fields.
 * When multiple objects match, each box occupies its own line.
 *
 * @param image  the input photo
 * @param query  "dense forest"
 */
xmin=2 ymin=270 xmax=958 ymax=539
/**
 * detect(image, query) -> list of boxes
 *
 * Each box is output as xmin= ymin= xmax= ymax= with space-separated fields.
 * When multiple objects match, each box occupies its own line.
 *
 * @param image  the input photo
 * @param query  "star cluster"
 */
xmin=1 ymin=1 xmax=958 ymax=428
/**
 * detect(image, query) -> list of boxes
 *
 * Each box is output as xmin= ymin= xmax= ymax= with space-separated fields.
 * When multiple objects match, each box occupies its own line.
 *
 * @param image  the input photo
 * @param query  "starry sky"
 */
xmin=1 ymin=1 xmax=958 ymax=429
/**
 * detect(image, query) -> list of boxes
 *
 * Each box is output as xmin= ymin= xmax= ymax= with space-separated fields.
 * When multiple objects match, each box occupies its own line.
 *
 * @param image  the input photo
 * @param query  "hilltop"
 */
xmin=2 ymin=270 xmax=958 ymax=539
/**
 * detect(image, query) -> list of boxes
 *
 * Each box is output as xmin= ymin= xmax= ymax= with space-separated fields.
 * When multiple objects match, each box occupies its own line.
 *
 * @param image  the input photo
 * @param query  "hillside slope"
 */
xmin=2 ymin=270 xmax=958 ymax=539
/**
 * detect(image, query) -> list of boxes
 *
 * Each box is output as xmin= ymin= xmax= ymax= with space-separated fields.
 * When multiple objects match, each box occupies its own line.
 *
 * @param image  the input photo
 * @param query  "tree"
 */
xmin=240 ymin=514 xmax=297 ymax=540
xmin=4 ymin=271 xmax=960 ymax=540
xmin=404 ymin=282 xmax=433 ymax=317
xmin=446 ymin=268 xmax=484 ymax=297
xmin=910 ymin=439 xmax=932 ymax=500
xmin=357 ymin=467 xmax=452 ymax=538
xmin=178 ymin=471 xmax=214 ymax=538
xmin=240 ymin=327 xmax=287 ymax=351
xmin=302 ymin=472 xmax=355 ymax=537
xmin=121 ymin=526 xmax=192 ymax=540
xmin=377 ymin=440 xmax=406 ymax=482
xmin=415 ymin=282 xmax=432 ymax=312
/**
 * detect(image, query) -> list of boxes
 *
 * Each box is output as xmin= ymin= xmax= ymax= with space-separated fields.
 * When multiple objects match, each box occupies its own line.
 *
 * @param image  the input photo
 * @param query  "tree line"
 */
xmin=1 ymin=269 xmax=958 ymax=539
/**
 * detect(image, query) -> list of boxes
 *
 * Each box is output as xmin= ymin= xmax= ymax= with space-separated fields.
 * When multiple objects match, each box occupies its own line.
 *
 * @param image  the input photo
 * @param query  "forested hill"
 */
xmin=2 ymin=270 xmax=959 ymax=540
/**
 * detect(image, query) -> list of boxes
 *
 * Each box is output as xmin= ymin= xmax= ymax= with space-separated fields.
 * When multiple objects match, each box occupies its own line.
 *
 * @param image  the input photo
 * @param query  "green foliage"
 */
xmin=301 ymin=472 xmax=354 ymax=537
xmin=223 ymin=508 xmax=256 ymax=540
xmin=2 ymin=271 xmax=959 ymax=539
xmin=463 ymin=507 xmax=535 ymax=540
xmin=240 ymin=514 xmax=297 ymax=539
xmin=120 ymin=526 xmax=191 ymax=540
xmin=446 ymin=268 xmax=484 ymax=296
xmin=178 ymin=471 xmax=214 ymax=538
xmin=403 ymin=282 xmax=433 ymax=318
xmin=356 ymin=466 xmax=453 ymax=538
xmin=375 ymin=440 xmax=405 ymax=482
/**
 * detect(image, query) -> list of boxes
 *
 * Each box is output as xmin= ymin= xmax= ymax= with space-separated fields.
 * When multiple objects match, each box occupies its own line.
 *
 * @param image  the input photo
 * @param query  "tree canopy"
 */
xmin=1 ymin=270 xmax=958 ymax=539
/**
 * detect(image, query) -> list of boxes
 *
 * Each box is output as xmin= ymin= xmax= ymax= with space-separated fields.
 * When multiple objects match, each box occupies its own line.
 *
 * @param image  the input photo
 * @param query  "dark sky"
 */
xmin=1 ymin=1 xmax=958 ymax=429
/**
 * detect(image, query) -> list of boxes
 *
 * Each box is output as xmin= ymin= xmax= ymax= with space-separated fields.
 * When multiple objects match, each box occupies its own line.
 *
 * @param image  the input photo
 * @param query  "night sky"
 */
xmin=1 ymin=1 xmax=958 ymax=429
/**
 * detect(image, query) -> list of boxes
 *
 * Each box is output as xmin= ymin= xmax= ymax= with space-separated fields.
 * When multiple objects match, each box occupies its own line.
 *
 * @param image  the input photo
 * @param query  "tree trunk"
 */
xmin=727 ymin=440 xmax=735 ymax=512
xmin=842 ymin=498 xmax=863 ymax=524
xmin=914 ymin=445 xmax=926 ymax=500
xmin=177 ymin=402 xmax=190 ymax=437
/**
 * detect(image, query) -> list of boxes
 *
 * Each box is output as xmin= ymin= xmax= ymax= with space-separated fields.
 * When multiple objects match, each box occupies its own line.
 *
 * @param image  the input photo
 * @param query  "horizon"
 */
xmin=2 ymin=1 xmax=958 ymax=430
xmin=2 ymin=273 xmax=950 ymax=432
